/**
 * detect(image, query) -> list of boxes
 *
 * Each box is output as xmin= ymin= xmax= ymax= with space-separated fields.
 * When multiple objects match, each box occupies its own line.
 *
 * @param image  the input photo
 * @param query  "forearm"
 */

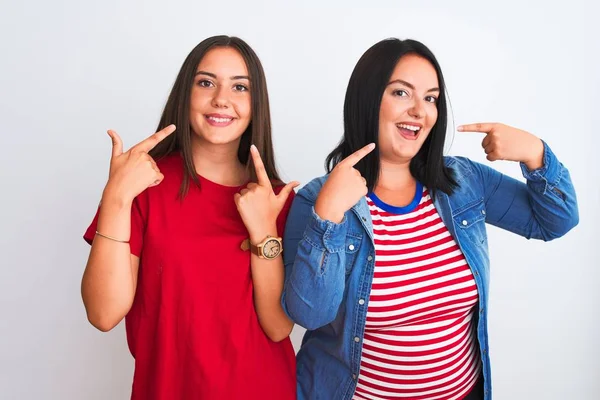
xmin=249 ymin=225 xmax=293 ymax=342
xmin=81 ymin=190 xmax=137 ymax=331
xmin=522 ymin=137 xmax=545 ymax=171
xmin=251 ymin=255 xmax=294 ymax=342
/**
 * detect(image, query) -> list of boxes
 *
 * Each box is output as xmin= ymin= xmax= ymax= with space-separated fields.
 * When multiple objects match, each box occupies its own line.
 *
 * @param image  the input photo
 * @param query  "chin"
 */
xmin=391 ymin=147 xmax=420 ymax=162
xmin=202 ymin=135 xmax=242 ymax=146
xmin=194 ymin=128 xmax=243 ymax=144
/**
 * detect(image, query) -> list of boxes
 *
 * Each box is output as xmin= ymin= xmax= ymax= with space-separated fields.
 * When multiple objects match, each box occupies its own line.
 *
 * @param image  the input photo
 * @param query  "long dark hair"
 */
xmin=149 ymin=35 xmax=280 ymax=198
xmin=326 ymin=38 xmax=456 ymax=197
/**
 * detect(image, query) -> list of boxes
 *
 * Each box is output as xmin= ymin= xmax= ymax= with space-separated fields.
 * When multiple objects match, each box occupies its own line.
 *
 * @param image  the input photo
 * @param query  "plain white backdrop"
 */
xmin=1 ymin=0 xmax=598 ymax=399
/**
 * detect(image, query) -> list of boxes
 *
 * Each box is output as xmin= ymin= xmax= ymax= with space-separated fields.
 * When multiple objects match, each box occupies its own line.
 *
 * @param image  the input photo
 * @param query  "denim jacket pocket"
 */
xmin=453 ymin=199 xmax=488 ymax=246
xmin=344 ymin=233 xmax=363 ymax=275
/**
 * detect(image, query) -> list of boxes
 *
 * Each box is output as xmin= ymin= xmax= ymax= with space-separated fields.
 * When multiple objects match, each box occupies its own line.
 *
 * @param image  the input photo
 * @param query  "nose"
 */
xmin=211 ymin=85 xmax=230 ymax=109
xmin=408 ymin=98 xmax=425 ymax=119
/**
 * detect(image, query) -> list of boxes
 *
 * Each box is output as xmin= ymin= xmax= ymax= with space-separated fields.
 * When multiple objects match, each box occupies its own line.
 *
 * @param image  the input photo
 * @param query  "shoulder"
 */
xmin=296 ymin=175 xmax=329 ymax=202
xmin=443 ymin=155 xmax=480 ymax=182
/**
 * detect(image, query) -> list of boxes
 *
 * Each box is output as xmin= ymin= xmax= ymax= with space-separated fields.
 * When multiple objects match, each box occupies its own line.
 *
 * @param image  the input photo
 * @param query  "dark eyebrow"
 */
xmin=387 ymin=79 xmax=439 ymax=93
xmin=196 ymin=71 xmax=216 ymax=78
xmin=195 ymin=71 xmax=250 ymax=80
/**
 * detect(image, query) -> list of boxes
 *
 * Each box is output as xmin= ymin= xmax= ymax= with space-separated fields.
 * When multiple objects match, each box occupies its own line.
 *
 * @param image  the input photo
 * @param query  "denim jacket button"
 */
xmin=367 ymin=256 xmax=373 ymax=261
xmin=352 ymin=374 xmax=357 ymax=380
xmin=361 ymin=217 xmax=367 ymax=222
xmin=462 ymin=220 xmax=468 ymax=226
xmin=481 ymin=209 xmax=486 ymax=215
xmin=358 ymin=299 xmax=365 ymax=305
xmin=354 ymin=337 xmax=360 ymax=342
xmin=348 ymin=244 xmax=355 ymax=251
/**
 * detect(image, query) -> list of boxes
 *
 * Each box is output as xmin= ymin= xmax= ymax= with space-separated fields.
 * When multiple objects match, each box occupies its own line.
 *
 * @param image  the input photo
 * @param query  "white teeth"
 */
xmin=397 ymin=123 xmax=420 ymax=132
xmin=208 ymin=116 xmax=232 ymax=123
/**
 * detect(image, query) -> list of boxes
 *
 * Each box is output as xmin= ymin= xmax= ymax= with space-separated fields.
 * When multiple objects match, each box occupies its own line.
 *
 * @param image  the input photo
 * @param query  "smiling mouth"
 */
xmin=396 ymin=123 xmax=421 ymax=140
xmin=205 ymin=115 xmax=234 ymax=127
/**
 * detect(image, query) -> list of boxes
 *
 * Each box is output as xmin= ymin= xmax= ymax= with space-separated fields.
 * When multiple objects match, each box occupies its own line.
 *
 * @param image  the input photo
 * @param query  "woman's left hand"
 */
xmin=234 ymin=145 xmax=300 ymax=244
xmin=458 ymin=122 xmax=545 ymax=170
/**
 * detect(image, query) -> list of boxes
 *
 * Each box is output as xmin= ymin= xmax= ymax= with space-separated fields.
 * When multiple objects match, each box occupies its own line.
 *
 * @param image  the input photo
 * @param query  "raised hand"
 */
xmin=458 ymin=122 xmax=544 ymax=170
xmin=314 ymin=143 xmax=376 ymax=224
xmin=104 ymin=124 xmax=176 ymax=203
xmin=234 ymin=145 xmax=300 ymax=243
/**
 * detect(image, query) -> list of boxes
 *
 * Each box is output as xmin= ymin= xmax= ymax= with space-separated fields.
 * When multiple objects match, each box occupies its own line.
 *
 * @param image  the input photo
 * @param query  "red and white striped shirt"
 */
xmin=354 ymin=186 xmax=481 ymax=400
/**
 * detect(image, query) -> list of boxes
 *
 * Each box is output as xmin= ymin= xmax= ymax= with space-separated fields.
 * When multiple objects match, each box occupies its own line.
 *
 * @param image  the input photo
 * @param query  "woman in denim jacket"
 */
xmin=282 ymin=38 xmax=578 ymax=400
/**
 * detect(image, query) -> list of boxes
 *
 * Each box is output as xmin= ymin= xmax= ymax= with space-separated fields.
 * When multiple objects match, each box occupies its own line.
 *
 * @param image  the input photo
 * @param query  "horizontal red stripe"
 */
xmin=355 ymin=368 xmax=478 ymax=400
xmin=376 ymin=234 xmax=455 ymax=257
xmin=363 ymin=320 xmax=471 ymax=349
xmin=373 ymin=218 xmax=442 ymax=237
xmin=371 ymin=207 xmax=438 ymax=227
xmin=369 ymin=275 xmax=476 ymax=302
xmin=372 ymin=264 xmax=471 ymax=291
xmin=365 ymin=297 xmax=477 ymax=326
xmin=373 ymin=254 xmax=467 ymax=279
xmin=374 ymin=226 xmax=449 ymax=247
xmin=360 ymin=350 xmax=476 ymax=393
xmin=368 ymin=286 xmax=478 ymax=313
xmin=375 ymin=244 xmax=462 ymax=267
xmin=360 ymin=332 xmax=472 ymax=367
xmin=364 ymin=315 xmax=470 ymax=338
xmin=360 ymin=340 xmax=476 ymax=376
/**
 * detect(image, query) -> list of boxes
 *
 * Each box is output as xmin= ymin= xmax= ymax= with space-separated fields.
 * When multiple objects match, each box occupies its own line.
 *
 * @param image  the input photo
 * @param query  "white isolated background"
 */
xmin=0 ymin=0 xmax=598 ymax=399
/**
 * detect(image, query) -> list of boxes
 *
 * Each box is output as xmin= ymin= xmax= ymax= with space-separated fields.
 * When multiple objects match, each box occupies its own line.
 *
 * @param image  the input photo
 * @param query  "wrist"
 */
xmin=523 ymin=138 xmax=545 ymax=171
xmin=249 ymin=224 xmax=278 ymax=244
xmin=314 ymin=201 xmax=344 ymax=224
xmin=102 ymin=184 xmax=134 ymax=210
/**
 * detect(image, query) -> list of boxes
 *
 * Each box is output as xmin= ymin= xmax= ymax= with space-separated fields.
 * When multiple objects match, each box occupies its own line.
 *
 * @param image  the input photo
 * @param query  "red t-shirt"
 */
xmin=84 ymin=153 xmax=296 ymax=400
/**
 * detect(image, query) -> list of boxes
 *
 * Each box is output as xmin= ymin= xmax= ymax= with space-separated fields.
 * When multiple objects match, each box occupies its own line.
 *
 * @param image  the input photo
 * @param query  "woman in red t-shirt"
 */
xmin=81 ymin=35 xmax=297 ymax=400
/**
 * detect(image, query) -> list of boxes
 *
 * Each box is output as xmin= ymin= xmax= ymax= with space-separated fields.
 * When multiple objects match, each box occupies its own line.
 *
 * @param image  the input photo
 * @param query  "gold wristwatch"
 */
xmin=241 ymin=235 xmax=283 ymax=259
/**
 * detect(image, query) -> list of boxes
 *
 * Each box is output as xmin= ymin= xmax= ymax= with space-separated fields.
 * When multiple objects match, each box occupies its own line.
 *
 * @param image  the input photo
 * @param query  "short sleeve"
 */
xmin=82 ymin=192 xmax=148 ymax=257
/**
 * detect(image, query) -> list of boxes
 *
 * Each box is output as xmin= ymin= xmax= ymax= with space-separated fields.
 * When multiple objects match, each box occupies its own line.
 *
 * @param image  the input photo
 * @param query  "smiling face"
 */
xmin=377 ymin=54 xmax=440 ymax=164
xmin=189 ymin=46 xmax=252 ymax=147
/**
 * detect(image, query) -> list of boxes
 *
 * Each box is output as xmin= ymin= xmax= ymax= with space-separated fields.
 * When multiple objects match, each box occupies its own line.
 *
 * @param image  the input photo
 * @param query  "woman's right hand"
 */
xmin=103 ymin=125 xmax=176 ymax=203
xmin=314 ymin=143 xmax=376 ymax=223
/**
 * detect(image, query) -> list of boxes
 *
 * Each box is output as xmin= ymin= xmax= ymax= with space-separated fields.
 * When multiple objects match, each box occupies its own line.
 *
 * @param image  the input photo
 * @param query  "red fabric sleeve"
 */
xmin=82 ymin=192 xmax=148 ymax=257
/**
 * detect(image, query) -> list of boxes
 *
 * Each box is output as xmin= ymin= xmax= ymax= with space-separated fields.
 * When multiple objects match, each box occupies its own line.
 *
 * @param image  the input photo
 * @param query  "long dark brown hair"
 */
xmin=149 ymin=35 xmax=280 ymax=198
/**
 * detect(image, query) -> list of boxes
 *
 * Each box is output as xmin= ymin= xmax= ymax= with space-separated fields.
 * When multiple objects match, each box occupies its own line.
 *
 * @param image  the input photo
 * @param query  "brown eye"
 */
xmin=198 ymin=80 xmax=214 ymax=88
xmin=393 ymin=89 xmax=409 ymax=97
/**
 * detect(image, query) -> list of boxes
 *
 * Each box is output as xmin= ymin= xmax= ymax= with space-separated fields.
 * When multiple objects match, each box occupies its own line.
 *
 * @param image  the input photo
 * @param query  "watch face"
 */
xmin=262 ymin=238 xmax=282 ymax=259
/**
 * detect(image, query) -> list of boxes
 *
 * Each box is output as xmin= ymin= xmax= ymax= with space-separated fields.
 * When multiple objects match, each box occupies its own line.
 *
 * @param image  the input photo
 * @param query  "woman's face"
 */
xmin=189 ymin=47 xmax=252 ymax=146
xmin=378 ymin=54 xmax=440 ymax=164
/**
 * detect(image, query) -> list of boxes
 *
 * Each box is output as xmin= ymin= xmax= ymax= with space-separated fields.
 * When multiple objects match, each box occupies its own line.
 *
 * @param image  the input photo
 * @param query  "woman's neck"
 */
xmin=191 ymin=137 xmax=248 ymax=186
xmin=374 ymin=158 xmax=418 ymax=207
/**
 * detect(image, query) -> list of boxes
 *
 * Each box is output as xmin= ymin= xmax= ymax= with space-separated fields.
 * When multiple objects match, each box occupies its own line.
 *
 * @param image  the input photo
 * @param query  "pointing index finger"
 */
xmin=342 ymin=143 xmax=376 ymax=167
xmin=250 ymin=145 xmax=272 ymax=189
xmin=457 ymin=123 xmax=496 ymax=134
xmin=133 ymin=124 xmax=176 ymax=153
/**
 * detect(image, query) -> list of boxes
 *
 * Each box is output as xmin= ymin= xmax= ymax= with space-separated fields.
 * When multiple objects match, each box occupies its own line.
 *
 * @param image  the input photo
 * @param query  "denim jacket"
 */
xmin=282 ymin=142 xmax=578 ymax=400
